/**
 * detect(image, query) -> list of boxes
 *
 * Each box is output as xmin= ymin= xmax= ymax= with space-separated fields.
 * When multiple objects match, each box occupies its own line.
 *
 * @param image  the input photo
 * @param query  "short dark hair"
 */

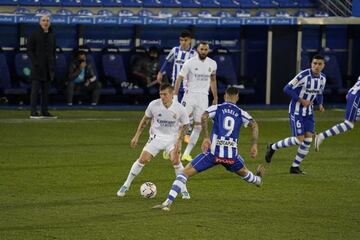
xmin=77 ymin=50 xmax=86 ymax=57
xmin=225 ymin=86 xmax=239 ymax=96
xmin=180 ymin=30 xmax=192 ymax=38
xmin=159 ymin=83 xmax=174 ymax=91
xmin=198 ymin=40 xmax=208 ymax=46
xmin=312 ymin=54 xmax=324 ymax=61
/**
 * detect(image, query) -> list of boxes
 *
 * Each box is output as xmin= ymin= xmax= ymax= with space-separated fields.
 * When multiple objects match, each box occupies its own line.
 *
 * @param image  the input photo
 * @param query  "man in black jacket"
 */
xmin=66 ymin=51 xmax=101 ymax=106
xmin=27 ymin=15 xmax=56 ymax=118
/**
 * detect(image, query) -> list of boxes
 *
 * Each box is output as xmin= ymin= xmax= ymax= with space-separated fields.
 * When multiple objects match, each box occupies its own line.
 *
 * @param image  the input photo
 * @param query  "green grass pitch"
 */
xmin=0 ymin=109 xmax=359 ymax=239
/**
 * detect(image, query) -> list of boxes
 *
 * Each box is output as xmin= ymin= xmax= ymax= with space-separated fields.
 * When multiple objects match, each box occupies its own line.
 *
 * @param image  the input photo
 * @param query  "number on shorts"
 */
xmin=223 ymin=116 xmax=235 ymax=137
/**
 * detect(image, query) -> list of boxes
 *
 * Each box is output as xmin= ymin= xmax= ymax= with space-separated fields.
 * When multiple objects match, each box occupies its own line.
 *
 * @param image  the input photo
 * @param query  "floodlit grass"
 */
xmin=0 ymin=109 xmax=359 ymax=239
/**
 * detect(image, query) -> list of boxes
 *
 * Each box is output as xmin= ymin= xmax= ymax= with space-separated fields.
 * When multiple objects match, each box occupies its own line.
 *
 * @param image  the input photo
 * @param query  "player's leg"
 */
xmin=154 ymin=152 xmax=216 ymax=210
xmin=290 ymin=115 xmax=314 ymax=174
xmin=265 ymin=113 xmax=302 ymax=163
xmin=315 ymin=95 xmax=359 ymax=151
xmin=168 ymin=143 xmax=190 ymax=199
xmin=117 ymin=137 xmax=162 ymax=197
xmin=231 ymin=155 xmax=264 ymax=187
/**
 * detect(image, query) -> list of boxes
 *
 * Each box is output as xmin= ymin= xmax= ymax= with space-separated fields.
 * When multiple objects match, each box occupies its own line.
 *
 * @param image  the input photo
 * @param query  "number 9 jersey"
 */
xmin=206 ymin=102 xmax=253 ymax=159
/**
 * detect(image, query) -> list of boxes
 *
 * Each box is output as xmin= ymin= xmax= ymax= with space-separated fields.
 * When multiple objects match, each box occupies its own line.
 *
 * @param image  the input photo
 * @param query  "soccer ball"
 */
xmin=140 ymin=182 xmax=157 ymax=198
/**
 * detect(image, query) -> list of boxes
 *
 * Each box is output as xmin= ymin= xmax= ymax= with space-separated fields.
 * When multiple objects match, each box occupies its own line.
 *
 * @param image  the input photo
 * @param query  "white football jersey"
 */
xmin=178 ymin=56 xmax=217 ymax=95
xmin=145 ymin=99 xmax=190 ymax=138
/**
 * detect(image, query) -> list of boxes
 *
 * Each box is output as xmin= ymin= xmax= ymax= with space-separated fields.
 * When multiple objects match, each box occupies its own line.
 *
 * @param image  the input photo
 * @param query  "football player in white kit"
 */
xmin=174 ymin=41 xmax=218 ymax=162
xmin=117 ymin=83 xmax=191 ymax=199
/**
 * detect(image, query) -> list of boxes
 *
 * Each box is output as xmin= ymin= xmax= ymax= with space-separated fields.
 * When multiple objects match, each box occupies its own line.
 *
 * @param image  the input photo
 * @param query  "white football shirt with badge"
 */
xmin=178 ymin=56 xmax=217 ymax=95
xmin=145 ymin=99 xmax=190 ymax=139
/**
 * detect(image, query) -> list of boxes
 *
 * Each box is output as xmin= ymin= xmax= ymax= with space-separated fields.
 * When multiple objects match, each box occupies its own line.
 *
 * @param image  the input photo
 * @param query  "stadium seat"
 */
xmin=0 ymin=0 xmax=18 ymax=6
xmin=198 ymin=10 xmax=213 ymax=18
xmin=82 ymin=0 xmax=102 ymax=7
xmin=201 ymin=0 xmax=220 ymax=8
xmin=217 ymin=11 xmax=233 ymax=18
xmin=240 ymin=0 xmax=258 ymax=8
xmin=77 ymin=9 xmax=94 ymax=16
xmin=235 ymin=9 xmax=251 ymax=17
xmin=14 ymin=50 xmax=32 ymax=89
xmin=54 ymin=48 xmax=68 ymax=92
xmin=300 ymin=50 xmax=310 ymax=70
xmin=274 ymin=0 xmax=299 ymax=8
xmin=61 ymin=0 xmax=81 ymax=7
xmin=102 ymin=48 xmax=144 ymax=95
xmin=41 ymin=0 xmax=62 ymax=6
xmin=177 ymin=10 xmax=193 ymax=18
xmin=159 ymin=9 xmax=173 ymax=18
xmin=181 ymin=0 xmax=201 ymax=8
xmin=256 ymin=10 xmax=271 ymax=17
xmin=35 ymin=8 xmax=52 ymax=15
xmin=256 ymin=0 xmax=276 ymax=8
xmin=298 ymin=0 xmax=315 ymax=8
xmin=102 ymin=0 xmax=122 ymax=7
xmin=162 ymin=0 xmax=181 ymax=8
xmin=0 ymin=50 xmax=27 ymax=96
xmin=294 ymin=10 xmax=310 ymax=17
xmin=14 ymin=8 xmax=32 ymax=14
xmin=122 ymin=0 xmax=142 ymax=7
xmin=320 ymin=48 xmax=344 ymax=91
xmin=118 ymin=9 xmax=135 ymax=17
xmin=56 ymin=9 xmax=73 ymax=15
xmin=212 ymin=48 xmax=238 ymax=93
xmin=97 ymin=9 xmax=114 ymax=16
xmin=143 ymin=0 xmax=162 ymax=8
xmin=219 ymin=0 xmax=240 ymax=8
xmin=138 ymin=9 xmax=155 ymax=17
xmin=19 ymin=0 xmax=41 ymax=6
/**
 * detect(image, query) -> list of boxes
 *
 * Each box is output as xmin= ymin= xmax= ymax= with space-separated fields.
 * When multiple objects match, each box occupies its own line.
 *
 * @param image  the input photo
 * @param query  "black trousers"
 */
xmin=66 ymin=81 xmax=102 ymax=104
xmin=30 ymin=80 xmax=50 ymax=114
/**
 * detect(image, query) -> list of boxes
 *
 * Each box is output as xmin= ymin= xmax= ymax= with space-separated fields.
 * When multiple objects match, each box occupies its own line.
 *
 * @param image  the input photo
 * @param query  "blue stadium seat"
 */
xmin=82 ymin=0 xmax=102 ymax=7
xmin=0 ymin=0 xmax=18 ymax=6
xmin=181 ymin=0 xmax=201 ymax=8
xmin=298 ymin=0 xmax=315 ymax=8
xmin=177 ymin=10 xmax=193 ymax=17
xmin=162 ymin=0 xmax=181 ymax=8
xmin=102 ymin=49 xmax=143 ymax=95
xmin=0 ymin=50 xmax=27 ymax=96
xmin=201 ymin=0 xmax=220 ymax=8
xmin=118 ymin=9 xmax=135 ymax=17
xmin=14 ymin=8 xmax=32 ymax=14
xmin=294 ymin=10 xmax=310 ymax=17
xmin=138 ymin=9 xmax=155 ymax=17
xmin=274 ymin=0 xmax=299 ymax=8
xmin=256 ymin=10 xmax=271 ymax=17
xmin=240 ymin=0 xmax=258 ymax=8
xmin=41 ymin=0 xmax=61 ymax=6
xmin=19 ymin=0 xmax=41 ymax=6
xmin=102 ymin=0 xmax=122 ymax=7
xmin=217 ymin=11 xmax=233 ymax=18
xmin=56 ymin=9 xmax=73 ymax=15
xmin=77 ymin=9 xmax=94 ymax=16
xmin=219 ymin=0 xmax=240 ymax=8
xmin=235 ymin=9 xmax=251 ymax=17
xmin=14 ymin=50 xmax=32 ymax=89
xmin=256 ymin=0 xmax=276 ymax=8
xmin=54 ymin=48 xmax=68 ymax=92
xmin=300 ymin=50 xmax=310 ymax=70
xmin=122 ymin=0 xmax=142 ymax=7
xmin=198 ymin=10 xmax=212 ymax=18
xmin=61 ymin=0 xmax=81 ymax=7
xmin=159 ymin=9 xmax=173 ymax=18
xmin=35 ymin=8 xmax=52 ymax=15
xmin=97 ymin=9 xmax=114 ymax=16
xmin=143 ymin=0 xmax=162 ymax=8
xmin=320 ymin=48 xmax=344 ymax=91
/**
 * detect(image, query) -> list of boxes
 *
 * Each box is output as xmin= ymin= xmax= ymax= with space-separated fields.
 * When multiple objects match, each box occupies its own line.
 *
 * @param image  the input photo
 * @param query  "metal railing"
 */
xmin=319 ymin=0 xmax=352 ymax=17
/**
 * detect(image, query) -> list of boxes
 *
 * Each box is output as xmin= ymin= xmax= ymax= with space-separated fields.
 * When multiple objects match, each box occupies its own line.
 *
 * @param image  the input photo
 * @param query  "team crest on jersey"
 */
xmin=208 ymin=67 xmax=211 ymax=72
xmin=158 ymin=113 xmax=162 ymax=117
xmin=182 ymin=101 xmax=186 ymax=107
xmin=172 ymin=114 xmax=177 ymax=119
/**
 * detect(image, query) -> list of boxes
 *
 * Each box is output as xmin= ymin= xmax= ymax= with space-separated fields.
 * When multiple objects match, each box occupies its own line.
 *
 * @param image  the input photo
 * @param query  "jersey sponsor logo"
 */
xmin=156 ymin=119 xmax=176 ymax=127
xmin=215 ymin=157 xmax=235 ymax=164
xmin=306 ymin=89 xmax=321 ymax=94
xmin=216 ymin=139 xmax=237 ymax=147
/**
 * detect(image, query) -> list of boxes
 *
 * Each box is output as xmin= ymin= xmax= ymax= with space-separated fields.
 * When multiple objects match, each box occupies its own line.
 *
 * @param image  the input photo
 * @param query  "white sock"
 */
xmin=292 ymin=138 xmax=312 ymax=167
xmin=123 ymin=159 xmax=144 ymax=188
xmin=183 ymin=125 xmax=201 ymax=156
xmin=320 ymin=120 xmax=354 ymax=139
xmin=173 ymin=162 xmax=189 ymax=193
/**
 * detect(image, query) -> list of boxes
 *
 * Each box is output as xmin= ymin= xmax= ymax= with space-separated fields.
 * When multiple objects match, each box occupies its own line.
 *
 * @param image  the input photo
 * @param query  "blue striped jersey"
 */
xmin=287 ymin=69 xmax=326 ymax=116
xmin=348 ymin=77 xmax=360 ymax=96
xmin=165 ymin=46 xmax=197 ymax=86
xmin=206 ymin=102 xmax=253 ymax=159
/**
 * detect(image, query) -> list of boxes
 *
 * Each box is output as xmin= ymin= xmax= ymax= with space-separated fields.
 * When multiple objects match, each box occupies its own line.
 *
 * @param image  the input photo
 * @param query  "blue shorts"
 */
xmin=345 ymin=94 xmax=360 ymax=122
xmin=191 ymin=152 xmax=245 ymax=173
xmin=289 ymin=113 xmax=315 ymax=136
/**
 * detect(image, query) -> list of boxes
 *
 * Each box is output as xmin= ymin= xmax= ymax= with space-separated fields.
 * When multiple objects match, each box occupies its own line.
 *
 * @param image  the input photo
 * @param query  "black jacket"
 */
xmin=27 ymin=26 xmax=56 ymax=82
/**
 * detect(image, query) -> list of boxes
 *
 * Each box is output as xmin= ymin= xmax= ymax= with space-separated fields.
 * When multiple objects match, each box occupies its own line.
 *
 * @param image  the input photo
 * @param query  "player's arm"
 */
xmin=131 ymin=115 xmax=151 ymax=148
xmin=201 ymin=111 xmax=211 ymax=152
xmin=248 ymin=119 xmax=258 ymax=158
xmin=157 ymin=49 xmax=175 ymax=82
xmin=174 ymin=74 xmax=184 ymax=100
xmin=283 ymin=83 xmax=311 ymax=107
xmin=210 ymin=74 xmax=218 ymax=105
